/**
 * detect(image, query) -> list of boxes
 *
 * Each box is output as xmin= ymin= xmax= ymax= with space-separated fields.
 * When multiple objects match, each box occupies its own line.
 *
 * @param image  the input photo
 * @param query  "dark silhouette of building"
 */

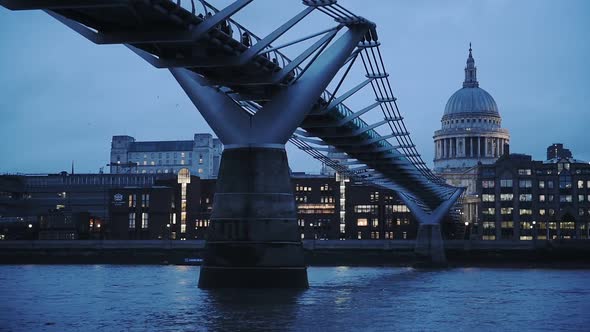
xmin=547 ymin=143 xmax=573 ymax=161
xmin=476 ymin=147 xmax=590 ymax=240
xmin=1 ymin=171 xmax=438 ymax=241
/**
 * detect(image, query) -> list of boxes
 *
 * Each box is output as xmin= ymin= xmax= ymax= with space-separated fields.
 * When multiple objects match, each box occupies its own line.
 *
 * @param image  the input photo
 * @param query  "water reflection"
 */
xmin=0 ymin=266 xmax=589 ymax=331
xmin=202 ymin=289 xmax=304 ymax=331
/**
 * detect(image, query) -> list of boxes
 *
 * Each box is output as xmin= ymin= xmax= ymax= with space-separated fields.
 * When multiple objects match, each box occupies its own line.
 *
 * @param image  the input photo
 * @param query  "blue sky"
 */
xmin=1 ymin=0 xmax=588 ymax=174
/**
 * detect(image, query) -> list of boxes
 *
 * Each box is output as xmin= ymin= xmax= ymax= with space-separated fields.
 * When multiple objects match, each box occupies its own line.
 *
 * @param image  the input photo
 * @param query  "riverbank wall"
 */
xmin=1 ymin=240 xmax=589 ymax=267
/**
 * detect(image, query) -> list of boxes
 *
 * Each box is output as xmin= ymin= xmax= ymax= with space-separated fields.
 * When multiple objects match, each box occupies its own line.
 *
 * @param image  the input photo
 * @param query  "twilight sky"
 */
xmin=0 ymin=0 xmax=588 ymax=174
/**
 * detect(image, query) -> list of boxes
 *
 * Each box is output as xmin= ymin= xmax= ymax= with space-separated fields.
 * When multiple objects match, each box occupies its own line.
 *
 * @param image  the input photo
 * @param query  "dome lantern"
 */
xmin=463 ymin=43 xmax=479 ymax=88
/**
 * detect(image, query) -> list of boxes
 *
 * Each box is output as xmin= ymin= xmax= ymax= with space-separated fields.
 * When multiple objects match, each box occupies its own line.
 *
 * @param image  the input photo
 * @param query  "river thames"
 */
xmin=1 ymin=265 xmax=589 ymax=331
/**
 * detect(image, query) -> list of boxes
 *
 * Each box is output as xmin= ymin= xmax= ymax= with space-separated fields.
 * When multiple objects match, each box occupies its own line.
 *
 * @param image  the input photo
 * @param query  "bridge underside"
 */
xmin=2 ymin=0 xmax=465 ymax=284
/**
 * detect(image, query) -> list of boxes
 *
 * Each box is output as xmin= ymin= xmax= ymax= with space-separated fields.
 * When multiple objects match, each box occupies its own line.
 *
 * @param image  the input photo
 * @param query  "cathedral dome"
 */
xmin=442 ymin=44 xmax=499 ymax=119
xmin=433 ymin=44 xmax=510 ymax=174
xmin=443 ymin=86 xmax=499 ymax=117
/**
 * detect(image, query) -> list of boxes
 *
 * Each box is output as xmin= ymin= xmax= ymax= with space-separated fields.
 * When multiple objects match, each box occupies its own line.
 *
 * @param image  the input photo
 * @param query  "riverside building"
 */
xmin=1 ymin=171 xmax=426 ymax=241
xmin=476 ymin=145 xmax=590 ymax=240
xmin=109 ymin=133 xmax=222 ymax=179
xmin=433 ymin=45 xmax=510 ymax=225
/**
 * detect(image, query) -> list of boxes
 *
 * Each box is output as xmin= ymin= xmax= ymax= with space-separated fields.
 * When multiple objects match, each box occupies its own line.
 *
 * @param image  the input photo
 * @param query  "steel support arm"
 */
xmin=237 ymin=7 xmax=314 ymax=65
xmin=399 ymin=188 xmax=464 ymax=225
xmin=252 ymin=25 xmax=369 ymax=144
xmin=169 ymin=69 xmax=250 ymax=145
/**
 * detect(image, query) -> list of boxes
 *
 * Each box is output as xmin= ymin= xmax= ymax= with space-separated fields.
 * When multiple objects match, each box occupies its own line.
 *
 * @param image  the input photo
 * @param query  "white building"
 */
xmin=110 ymin=133 xmax=222 ymax=179
xmin=433 ymin=45 xmax=510 ymax=224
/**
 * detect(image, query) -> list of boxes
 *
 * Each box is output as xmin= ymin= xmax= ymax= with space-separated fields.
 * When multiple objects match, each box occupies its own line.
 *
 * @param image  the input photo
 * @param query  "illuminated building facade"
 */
xmin=433 ymin=45 xmax=510 ymax=225
xmin=110 ymin=133 xmax=222 ymax=179
xmin=476 ymin=145 xmax=590 ymax=240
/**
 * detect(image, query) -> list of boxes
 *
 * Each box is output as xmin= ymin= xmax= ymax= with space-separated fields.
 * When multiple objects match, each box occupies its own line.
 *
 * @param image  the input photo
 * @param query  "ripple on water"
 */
xmin=0 ymin=265 xmax=589 ymax=331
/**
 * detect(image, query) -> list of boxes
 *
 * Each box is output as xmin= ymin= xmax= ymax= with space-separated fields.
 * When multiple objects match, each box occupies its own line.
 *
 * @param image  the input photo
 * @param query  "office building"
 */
xmin=110 ymin=133 xmax=222 ymax=179
xmin=476 ymin=144 xmax=590 ymax=240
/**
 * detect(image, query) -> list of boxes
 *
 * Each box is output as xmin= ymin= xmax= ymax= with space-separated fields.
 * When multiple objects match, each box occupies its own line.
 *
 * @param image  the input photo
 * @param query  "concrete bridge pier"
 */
xmin=414 ymin=224 xmax=447 ymax=267
xmin=399 ymin=189 xmax=464 ymax=268
xmin=198 ymin=146 xmax=307 ymax=288
xmin=171 ymin=23 xmax=369 ymax=287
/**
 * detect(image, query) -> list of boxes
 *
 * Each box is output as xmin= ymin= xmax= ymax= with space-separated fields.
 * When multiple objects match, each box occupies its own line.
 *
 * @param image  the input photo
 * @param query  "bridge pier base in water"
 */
xmin=414 ymin=224 xmax=447 ymax=267
xmin=198 ymin=146 xmax=308 ymax=288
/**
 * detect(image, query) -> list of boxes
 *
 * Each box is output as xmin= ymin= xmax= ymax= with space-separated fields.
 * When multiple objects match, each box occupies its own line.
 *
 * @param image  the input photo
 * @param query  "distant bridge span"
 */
xmin=1 ymin=0 xmax=464 ymax=287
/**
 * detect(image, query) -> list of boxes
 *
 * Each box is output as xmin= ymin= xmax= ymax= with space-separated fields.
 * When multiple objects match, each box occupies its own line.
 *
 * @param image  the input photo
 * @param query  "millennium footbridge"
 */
xmin=1 ymin=0 xmax=463 ymax=287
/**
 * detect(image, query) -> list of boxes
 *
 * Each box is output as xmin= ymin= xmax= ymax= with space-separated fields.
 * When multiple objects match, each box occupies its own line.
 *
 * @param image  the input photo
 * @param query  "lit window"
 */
xmin=354 ymin=205 xmax=379 ymax=213
xmin=518 ymin=169 xmax=532 ymax=176
xmin=482 ymin=180 xmax=495 ymax=188
xmin=357 ymin=218 xmax=368 ymax=226
xmin=483 ymin=222 xmax=495 ymax=229
xmin=519 ymin=194 xmax=532 ymax=202
xmin=500 ymin=193 xmax=513 ymax=201
xmin=482 ymin=208 xmax=495 ymax=215
xmin=519 ymin=180 xmax=532 ymax=188
xmin=128 ymin=213 xmax=136 ymax=229
xmin=500 ymin=179 xmax=513 ymax=187
xmin=501 ymin=221 xmax=513 ymax=229
xmin=198 ymin=168 xmax=203 ymax=174
xmin=482 ymin=194 xmax=495 ymax=202
xmin=519 ymin=209 xmax=532 ymax=215
xmin=129 ymin=194 xmax=137 ymax=208
xmin=141 ymin=213 xmax=149 ymax=228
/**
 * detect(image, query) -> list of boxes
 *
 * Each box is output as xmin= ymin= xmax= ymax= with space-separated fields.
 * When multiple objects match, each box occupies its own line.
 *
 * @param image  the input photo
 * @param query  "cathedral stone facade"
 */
xmin=433 ymin=45 xmax=510 ymax=224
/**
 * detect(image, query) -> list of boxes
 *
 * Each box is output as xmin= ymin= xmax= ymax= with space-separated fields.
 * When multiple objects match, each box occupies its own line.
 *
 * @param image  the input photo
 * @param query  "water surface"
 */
xmin=0 ymin=265 xmax=588 ymax=331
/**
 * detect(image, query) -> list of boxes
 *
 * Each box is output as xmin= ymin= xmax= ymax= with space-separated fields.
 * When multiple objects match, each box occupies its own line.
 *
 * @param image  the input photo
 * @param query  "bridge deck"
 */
xmin=1 ymin=0 xmax=459 ymax=209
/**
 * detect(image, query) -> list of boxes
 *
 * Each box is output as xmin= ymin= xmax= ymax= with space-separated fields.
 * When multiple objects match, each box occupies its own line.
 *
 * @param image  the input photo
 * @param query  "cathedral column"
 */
xmin=436 ymin=140 xmax=441 ymax=159
xmin=492 ymin=138 xmax=496 ymax=157
xmin=477 ymin=136 xmax=481 ymax=158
